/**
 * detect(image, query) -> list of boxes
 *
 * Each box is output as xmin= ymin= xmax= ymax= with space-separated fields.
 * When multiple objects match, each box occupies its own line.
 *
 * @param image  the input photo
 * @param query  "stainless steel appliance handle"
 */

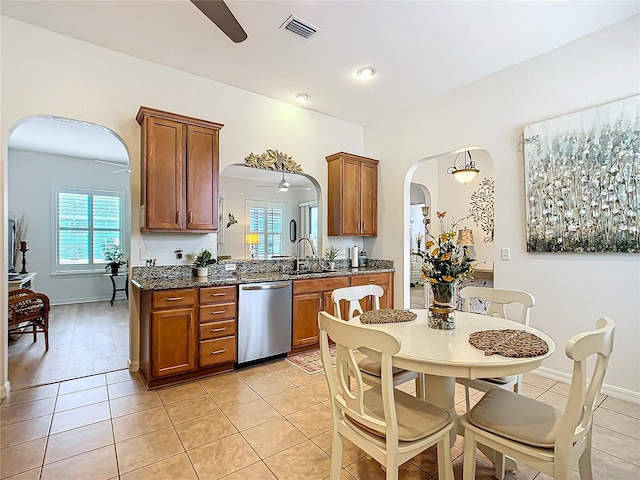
xmin=241 ymin=283 xmax=290 ymax=291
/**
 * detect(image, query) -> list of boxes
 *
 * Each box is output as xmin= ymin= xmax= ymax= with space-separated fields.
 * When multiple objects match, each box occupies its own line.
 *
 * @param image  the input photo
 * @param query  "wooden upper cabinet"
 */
xmin=326 ymin=152 xmax=379 ymax=236
xmin=137 ymin=107 xmax=223 ymax=233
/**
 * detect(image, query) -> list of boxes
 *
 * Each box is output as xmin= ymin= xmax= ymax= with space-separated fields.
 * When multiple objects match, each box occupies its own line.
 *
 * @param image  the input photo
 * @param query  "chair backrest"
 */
xmin=331 ymin=285 xmax=384 ymax=320
xmin=558 ymin=317 xmax=615 ymax=451
xmin=460 ymin=286 xmax=534 ymax=325
xmin=318 ymin=310 xmax=402 ymax=443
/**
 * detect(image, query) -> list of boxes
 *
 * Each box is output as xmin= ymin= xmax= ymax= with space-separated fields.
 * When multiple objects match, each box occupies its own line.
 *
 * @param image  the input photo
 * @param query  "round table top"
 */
xmin=351 ymin=309 xmax=556 ymax=379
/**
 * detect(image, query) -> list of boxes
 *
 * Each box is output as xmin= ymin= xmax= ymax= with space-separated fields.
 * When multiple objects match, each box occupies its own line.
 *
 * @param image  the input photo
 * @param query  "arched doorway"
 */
xmin=403 ymin=147 xmax=495 ymax=308
xmin=4 ymin=115 xmax=131 ymax=392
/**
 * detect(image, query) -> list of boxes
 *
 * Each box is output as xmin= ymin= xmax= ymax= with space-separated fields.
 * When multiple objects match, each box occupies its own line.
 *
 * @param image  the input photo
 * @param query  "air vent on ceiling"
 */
xmin=279 ymin=15 xmax=320 ymax=39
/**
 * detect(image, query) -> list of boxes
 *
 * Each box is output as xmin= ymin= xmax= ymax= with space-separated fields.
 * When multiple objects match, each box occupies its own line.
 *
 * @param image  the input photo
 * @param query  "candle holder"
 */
xmin=19 ymin=242 xmax=29 ymax=274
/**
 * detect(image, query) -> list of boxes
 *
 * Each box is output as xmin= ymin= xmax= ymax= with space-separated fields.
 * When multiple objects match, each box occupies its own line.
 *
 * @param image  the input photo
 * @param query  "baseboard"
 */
xmin=536 ymin=366 xmax=640 ymax=405
xmin=51 ymin=296 xmax=127 ymax=306
xmin=128 ymin=360 xmax=139 ymax=372
xmin=0 ymin=380 xmax=10 ymax=399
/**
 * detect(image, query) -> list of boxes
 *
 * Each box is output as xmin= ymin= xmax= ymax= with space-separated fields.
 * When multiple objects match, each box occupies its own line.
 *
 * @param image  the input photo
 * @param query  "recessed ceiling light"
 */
xmin=356 ymin=67 xmax=376 ymax=79
xmin=295 ymin=93 xmax=310 ymax=103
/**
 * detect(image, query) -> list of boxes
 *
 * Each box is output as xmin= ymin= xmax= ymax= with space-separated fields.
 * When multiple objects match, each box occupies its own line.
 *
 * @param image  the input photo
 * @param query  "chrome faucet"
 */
xmin=295 ymin=237 xmax=317 ymax=271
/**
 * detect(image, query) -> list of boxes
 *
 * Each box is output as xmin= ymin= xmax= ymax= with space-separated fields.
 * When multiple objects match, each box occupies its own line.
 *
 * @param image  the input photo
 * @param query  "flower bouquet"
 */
xmin=419 ymin=211 xmax=477 ymax=329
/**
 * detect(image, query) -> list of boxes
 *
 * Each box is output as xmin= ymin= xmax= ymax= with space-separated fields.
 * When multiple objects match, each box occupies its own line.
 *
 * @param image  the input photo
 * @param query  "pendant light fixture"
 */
xmin=448 ymin=151 xmax=479 ymax=184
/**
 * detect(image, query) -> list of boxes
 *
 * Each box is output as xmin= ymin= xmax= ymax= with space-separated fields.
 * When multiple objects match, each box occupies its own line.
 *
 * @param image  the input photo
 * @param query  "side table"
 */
xmin=104 ymin=272 xmax=129 ymax=306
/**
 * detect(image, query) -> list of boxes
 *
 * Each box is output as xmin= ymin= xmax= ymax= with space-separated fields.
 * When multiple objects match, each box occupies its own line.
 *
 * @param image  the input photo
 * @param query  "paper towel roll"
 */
xmin=351 ymin=246 xmax=359 ymax=268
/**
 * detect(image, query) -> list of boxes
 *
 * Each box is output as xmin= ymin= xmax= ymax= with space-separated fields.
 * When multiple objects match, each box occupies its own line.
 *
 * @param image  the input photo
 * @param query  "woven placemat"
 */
xmin=469 ymin=329 xmax=549 ymax=357
xmin=360 ymin=309 xmax=417 ymax=324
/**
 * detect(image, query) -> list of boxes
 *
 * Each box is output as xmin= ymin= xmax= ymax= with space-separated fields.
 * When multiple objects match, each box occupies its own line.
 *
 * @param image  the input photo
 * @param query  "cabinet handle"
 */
xmin=165 ymin=296 xmax=184 ymax=301
xmin=210 ymin=349 xmax=226 ymax=355
xmin=209 ymin=327 xmax=226 ymax=332
xmin=188 ymin=312 xmax=193 ymax=330
xmin=209 ymin=293 xmax=226 ymax=297
xmin=188 ymin=211 xmax=193 ymax=225
xmin=362 ymin=221 xmax=365 ymax=231
xmin=176 ymin=210 xmax=180 ymax=224
xmin=209 ymin=311 xmax=224 ymax=315
xmin=317 ymin=297 xmax=322 ymax=309
xmin=368 ymin=279 xmax=375 ymax=282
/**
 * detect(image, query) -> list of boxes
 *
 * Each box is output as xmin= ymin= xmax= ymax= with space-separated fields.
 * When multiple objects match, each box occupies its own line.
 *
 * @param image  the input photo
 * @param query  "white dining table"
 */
xmin=350 ymin=309 xmax=556 ymax=450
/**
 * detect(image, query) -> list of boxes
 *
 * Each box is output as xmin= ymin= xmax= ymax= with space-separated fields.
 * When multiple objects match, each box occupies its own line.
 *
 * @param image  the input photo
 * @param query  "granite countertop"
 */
xmin=131 ymin=267 xmax=394 ymax=291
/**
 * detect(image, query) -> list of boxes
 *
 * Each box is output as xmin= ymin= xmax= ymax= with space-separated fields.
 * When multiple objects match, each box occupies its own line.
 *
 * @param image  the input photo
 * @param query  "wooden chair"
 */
xmin=318 ymin=310 xmax=454 ymax=480
xmin=456 ymin=286 xmax=535 ymax=410
xmin=8 ymin=288 xmax=50 ymax=350
xmin=331 ymin=285 xmax=420 ymax=393
xmin=461 ymin=317 xmax=615 ymax=480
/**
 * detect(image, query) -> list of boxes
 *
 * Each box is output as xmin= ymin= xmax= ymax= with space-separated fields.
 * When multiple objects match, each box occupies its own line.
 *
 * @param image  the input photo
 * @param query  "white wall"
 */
xmin=0 ymin=17 xmax=362 ymax=395
xmin=8 ymin=149 xmax=130 ymax=304
xmin=364 ymin=17 xmax=640 ymax=398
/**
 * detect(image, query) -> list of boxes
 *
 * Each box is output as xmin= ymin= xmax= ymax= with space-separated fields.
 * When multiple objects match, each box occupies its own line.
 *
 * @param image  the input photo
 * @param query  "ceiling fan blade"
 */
xmin=191 ymin=0 xmax=248 ymax=43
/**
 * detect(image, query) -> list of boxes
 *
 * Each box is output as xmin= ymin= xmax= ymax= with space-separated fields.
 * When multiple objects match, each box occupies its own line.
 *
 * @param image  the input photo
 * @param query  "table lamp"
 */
xmin=245 ymin=234 xmax=259 ymax=259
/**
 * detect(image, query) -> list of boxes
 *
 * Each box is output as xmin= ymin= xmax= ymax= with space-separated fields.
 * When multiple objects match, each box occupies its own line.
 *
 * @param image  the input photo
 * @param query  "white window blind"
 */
xmin=246 ymin=200 xmax=284 ymax=259
xmin=55 ymin=187 xmax=123 ymax=271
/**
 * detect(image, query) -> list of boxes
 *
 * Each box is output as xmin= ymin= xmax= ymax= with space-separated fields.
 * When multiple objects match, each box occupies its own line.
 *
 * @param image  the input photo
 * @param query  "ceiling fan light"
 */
xmin=278 ymin=185 xmax=289 ymax=192
xmin=452 ymin=168 xmax=479 ymax=184
xmin=295 ymin=93 xmax=310 ymax=103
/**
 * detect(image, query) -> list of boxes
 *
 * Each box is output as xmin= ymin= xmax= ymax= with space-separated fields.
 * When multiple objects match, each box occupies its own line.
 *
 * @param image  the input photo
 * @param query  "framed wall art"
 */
xmin=523 ymin=95 xmax=639 ymax=253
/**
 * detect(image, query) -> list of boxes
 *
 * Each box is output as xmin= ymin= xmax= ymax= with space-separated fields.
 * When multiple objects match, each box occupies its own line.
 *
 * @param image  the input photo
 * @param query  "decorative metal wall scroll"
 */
xmin=469 ymin=177 xmax=494 ymax=243
xmin=244 ymin=149 xmax=303 ymax=173
xmin=524 ymin=96 xmax=639 ymax=253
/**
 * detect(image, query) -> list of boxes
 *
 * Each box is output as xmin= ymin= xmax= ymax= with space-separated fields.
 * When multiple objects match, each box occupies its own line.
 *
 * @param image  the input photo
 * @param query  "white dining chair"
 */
xmin=461 ymin=317 xmax=615 ymax=480
xmin=331 ymin=285 xmax=421 ymax=395
xmin=318 ymin=311 xmax=455 ymax=480
xmin=456 ymin=286 xmax=535 ymax=410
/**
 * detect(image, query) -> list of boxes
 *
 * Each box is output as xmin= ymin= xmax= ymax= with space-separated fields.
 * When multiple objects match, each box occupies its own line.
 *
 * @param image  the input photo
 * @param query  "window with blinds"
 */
xmin=246 ymin=200 xmax=285 ymax=259
xmin=55 ymin=187 xmax=124 ymax=271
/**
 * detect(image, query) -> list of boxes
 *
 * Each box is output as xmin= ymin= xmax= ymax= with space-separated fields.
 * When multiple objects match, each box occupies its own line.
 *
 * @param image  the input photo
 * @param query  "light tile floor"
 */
xmin=1 ymin=361 xmax=639 ymax=479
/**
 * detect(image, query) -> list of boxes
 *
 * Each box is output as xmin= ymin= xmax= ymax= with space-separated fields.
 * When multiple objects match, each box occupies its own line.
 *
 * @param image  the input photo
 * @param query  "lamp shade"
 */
xmin=452 ymin=168 xmax=479 ymax=184
xmin=245 ymin=234 xmax=259 ymax=245
xmin=458 ymin=229 xmax=475 ymax=246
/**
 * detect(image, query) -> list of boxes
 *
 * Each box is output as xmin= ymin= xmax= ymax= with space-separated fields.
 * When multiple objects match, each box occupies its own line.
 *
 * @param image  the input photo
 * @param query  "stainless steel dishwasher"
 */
xmin=237 ymin=281 xmax=292 ymax=364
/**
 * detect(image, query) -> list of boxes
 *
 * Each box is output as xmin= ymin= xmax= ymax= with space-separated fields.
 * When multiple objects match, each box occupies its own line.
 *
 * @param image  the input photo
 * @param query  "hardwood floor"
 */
xmin=8 ymin=300 xmax=129 ymax=391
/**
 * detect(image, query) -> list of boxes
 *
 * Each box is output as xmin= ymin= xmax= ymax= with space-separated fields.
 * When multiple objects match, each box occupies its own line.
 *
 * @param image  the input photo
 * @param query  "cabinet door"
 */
xmin=360 ymin=160 xmax=378 ymax=236
xmin=186 ymin=125 xmax=219 ymax=231
xmin=151 ymin=307 xmax=196 ymax=377
xmin=144 ymin=117 xmax=185 ymax=231
xmin=341 ymin=158 xmax=362 ymax=235
xmin=292 ymin=293 xmax=322 ymax=347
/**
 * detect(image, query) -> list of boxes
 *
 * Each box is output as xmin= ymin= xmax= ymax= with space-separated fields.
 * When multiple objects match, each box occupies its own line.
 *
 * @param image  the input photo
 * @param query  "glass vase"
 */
xmin=428 ymin=281 xmax=455 ymax=329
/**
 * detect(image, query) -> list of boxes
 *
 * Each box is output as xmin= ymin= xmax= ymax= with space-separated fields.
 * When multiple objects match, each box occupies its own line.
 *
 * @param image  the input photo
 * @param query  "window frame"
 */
xmin=53 ymin=186 xmax=125 ymax=274
xmin=245 ymin=200 xmax=285 ymax=260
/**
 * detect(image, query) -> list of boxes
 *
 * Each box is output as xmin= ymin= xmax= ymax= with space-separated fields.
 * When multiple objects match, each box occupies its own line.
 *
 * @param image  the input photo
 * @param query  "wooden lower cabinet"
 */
xmin=138 ymin=285 xmax=237 ymax=388
xmin=291 ymin=276 xmax=350 ymax=354
xmin=350 ymin=272 xmax=394 ymax=311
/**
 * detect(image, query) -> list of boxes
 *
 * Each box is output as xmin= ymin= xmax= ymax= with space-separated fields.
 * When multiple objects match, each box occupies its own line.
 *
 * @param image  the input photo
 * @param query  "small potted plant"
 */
xmin=102 ymin=241 xmax=126 ymax=275
xmin=324 ymin=245 xmax=340 ymax=271
xmin=194 ymin=249 xmax=216 ymax=277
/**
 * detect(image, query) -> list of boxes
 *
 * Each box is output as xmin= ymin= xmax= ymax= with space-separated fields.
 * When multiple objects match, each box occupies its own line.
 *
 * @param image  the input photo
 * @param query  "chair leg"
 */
xmin=578 ymin=431 xmax=594 ymax=480
xmin=462 ymin=430 xmax=477 ymax=480
xmin=494 ymin=452 xmax=506 ymax=480
xmin=437 ymin=434 xmax=454 ymax=480
xmin=329 ymin=431 xmax=343 ymax=480
xmin=384 ymin=456 xmax=399 ymax=480
xmin=415 ymin=373 xmax=425 ymax=400
xmin=465 ymin=386 xmax=472 ymax=411
xmin=33 ymin=322 xmax=37 ymax=343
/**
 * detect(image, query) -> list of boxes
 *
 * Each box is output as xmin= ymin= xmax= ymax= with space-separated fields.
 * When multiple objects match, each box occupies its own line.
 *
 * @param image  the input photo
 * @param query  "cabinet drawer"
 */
xmin=293 ymin=276 xmax=350 ymax=295
xmin=199 ymin=285 xmax=237 ymax=304
xmin=351 ymin=272 xmax=391 ymax=287
xmin=199 ymin=303 xmax=236 ymax=322
xmin=199 ymin=337 xmax=236 ymax=367
xmin=152 ymin=289 xmax=195 ymax=309
xmin=199 ymin=320 xmax=236 ymax=340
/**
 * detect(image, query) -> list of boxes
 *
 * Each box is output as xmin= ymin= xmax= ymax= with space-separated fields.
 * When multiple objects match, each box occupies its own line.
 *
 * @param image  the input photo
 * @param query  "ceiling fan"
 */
xmin=255 ymin=172 xmax=311 ymax=193
xmin=190 ymin=0 xmax=248 ymax=43
xmin=94 ymin=159 xmax=131 ymax=174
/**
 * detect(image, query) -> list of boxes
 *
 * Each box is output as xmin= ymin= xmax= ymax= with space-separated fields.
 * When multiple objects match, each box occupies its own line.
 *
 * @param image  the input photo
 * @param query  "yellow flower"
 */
xmin=426 ymin=241 xmax=434 ymax=248
xmin=442 ymin=275 xmax=454 ymax=282
xmin=427 ymin=277 xmax=438 ymax=283
xmin=441 ymin=253 xmax=451 ymax=261
xmin=432 ymin=248 xmax=440 ymax=256
xmin=440 ymin=234 xmax=448 ymax=242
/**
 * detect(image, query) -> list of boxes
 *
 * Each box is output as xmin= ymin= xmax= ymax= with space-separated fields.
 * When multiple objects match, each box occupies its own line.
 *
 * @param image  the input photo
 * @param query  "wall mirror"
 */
xmin=218 ymin=164 xmax=319 ymax=260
